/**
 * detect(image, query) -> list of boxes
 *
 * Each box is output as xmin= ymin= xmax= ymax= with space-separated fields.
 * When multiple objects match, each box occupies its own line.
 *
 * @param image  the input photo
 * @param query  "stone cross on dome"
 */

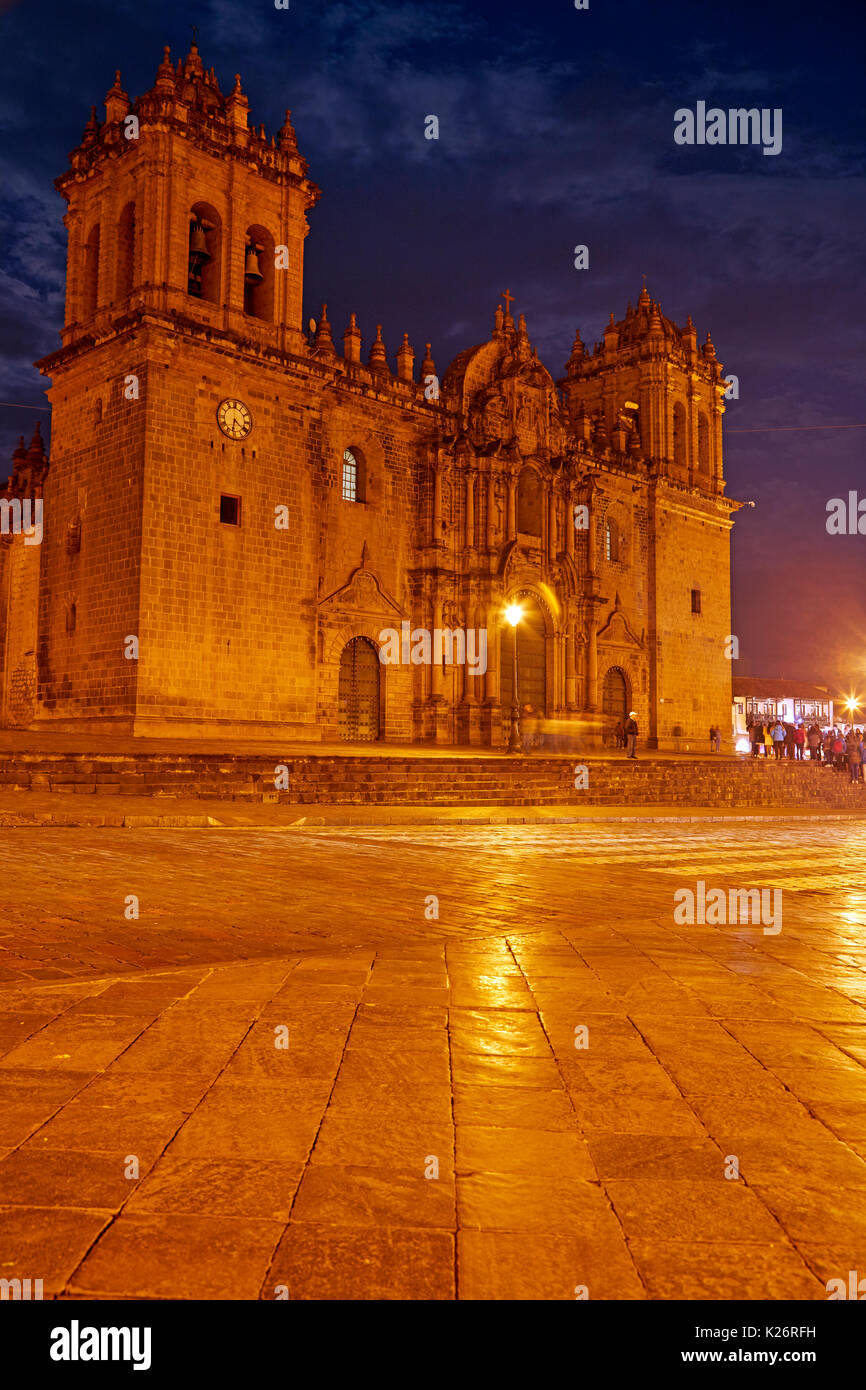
xmin=500 ymin=288 xmax=514 ymax=316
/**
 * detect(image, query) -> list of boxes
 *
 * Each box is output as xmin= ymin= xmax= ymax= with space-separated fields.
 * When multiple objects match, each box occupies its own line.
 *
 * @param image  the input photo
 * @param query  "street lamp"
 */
xmin=504 ymin=603 xmax=523 ymax=754
xmin=845 ymin=694 xmax=861 ymax=730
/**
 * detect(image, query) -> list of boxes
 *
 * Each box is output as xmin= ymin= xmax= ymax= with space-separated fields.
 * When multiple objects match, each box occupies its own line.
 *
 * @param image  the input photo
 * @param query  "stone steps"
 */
xmin=0 ymin=752 xmax=863 ymax=810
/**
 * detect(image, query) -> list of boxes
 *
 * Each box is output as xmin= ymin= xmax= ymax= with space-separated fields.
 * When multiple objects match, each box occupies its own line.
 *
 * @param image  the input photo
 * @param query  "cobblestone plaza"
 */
xmin=1 ymin=818 xmax=864 ymax=1299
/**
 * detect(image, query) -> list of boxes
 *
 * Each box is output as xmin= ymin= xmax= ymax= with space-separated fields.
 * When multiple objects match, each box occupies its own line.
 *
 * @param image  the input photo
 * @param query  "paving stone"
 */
xmin=311 ymin=1113 xmax=454 ymax=1169
xmin=267 ymin=1224 xmax=455 ymax=1299
xmin=167 ymin=1083 xmax=327 ymax=1162
xmin=0 ymin=1148 xmax=140 ymax=1209
xmin=125 ymin=1157 xmax=303 ymax=1221
xmin=328 ymin=1076 xmax=453 ymax=1122
xmin=605 ymin=1178 xmax=787 ymax=1244
xmin=0 ymin=1205 xmax=112 ymax=1294
xmin=449 ymin=1008 xmax=551 ymax=1057
xmin=456 ymin=1126 xmax=596 ymax=1180
xmin=457 ymin=1230 xmax=644 ymax=1300
xmin=291 ymin=1164 xmax=456 ymax=1228
xmin=629 ymin=1240 xmax=825 ymax=1299
xmin=70 ymin=1212 xmax=282 ymax=1299
xmin=450 ymin=1053 xmax=564 ymax=1089
xmin=457 ymin=1172 xmax=618 ymax=1234
xmin=585 ymin=1135 xmax=726 ymax=1181
xmin=453 ymin=1084 xmax=576 ymax=1131
xmin=750 ymin=1183 xmax=866 ymax=1246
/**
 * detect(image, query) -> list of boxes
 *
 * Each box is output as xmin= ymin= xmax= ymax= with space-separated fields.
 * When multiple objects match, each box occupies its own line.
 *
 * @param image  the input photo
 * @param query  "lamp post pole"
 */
xmin=509 ymin=622 xmax=521 ymax=753
xmin=504 ymin=604 xmax=523 ymax=754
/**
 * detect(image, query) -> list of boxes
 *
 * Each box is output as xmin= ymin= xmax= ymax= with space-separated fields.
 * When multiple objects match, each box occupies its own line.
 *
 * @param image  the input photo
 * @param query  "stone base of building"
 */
xmin=29 ymin=713 xmax=325 ymax=741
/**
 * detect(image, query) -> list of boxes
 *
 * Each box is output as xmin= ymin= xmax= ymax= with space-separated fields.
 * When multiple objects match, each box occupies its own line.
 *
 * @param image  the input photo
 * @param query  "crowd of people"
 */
xmin=745 ymin=719 xmax=865 ymax=782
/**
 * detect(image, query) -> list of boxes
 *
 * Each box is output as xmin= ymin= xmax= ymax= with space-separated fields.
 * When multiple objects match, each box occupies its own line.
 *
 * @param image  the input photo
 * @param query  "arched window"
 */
xmin=672 ymin=401 xmax=686 ymax=467
xmin=188 ymin=202 xmax=221 ymax=304
xmin=517 ymin=468 xmax=543 ymax=536
xmin=605 ymin=517 xmax=620 ymax=563
xmin=697 ymin=413 xmax=710 ymax=473
xmin=342 ymin=448 xmax=366 ymax=503
xmin=116 ymin=203 xmax=135 ymax=301
xmin=243 ymin=223 xmax=275 ymax=322
xmin=83 ymin=224 xmax=100 ymax=317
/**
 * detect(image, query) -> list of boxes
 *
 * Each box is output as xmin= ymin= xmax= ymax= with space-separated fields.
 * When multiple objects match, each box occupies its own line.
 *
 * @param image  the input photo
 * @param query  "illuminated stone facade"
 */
xmin=0 ymin=43 xmax=741 ymax=747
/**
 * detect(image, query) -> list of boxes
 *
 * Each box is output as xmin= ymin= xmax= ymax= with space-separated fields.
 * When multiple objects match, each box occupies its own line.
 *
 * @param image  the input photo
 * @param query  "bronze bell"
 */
xmin=189 ymin=221 xmax=210 ymax=259
xmin=244 ymin=244 xmax=264 ymax=284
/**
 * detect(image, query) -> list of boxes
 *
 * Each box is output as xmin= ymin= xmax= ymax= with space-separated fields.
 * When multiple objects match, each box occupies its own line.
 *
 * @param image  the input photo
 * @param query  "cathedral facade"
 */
xmin=0 ymin=43 xmax=740 ymax=748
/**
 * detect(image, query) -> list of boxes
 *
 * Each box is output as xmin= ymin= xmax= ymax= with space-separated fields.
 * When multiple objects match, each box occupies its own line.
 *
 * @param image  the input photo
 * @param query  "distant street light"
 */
xmin=505 ymin=603 xmax=523 ymax=754
xmin=845 ymin=694 xmax=861 ymax=729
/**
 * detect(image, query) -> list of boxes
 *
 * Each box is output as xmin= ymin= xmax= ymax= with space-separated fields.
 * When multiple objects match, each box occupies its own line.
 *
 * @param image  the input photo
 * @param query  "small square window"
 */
xmin=220 ymin=494 xmax=241 ymax=526
xmin=691 ymin=588 xmax=702 ymax=614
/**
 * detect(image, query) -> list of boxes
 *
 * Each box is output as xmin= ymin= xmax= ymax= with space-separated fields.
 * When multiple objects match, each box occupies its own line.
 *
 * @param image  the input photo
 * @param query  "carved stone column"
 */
xmin=432 ymin=465 xmax=443 ymax=544
xmin=486 ymin=472 xmax=497 ymax=550
xmin=485 ymin=607 xmax=499 ymax=705
xmin=548 ymin=487 xmax=557 ymax=562
xmin=565 ymin=487 xmax=575 ymax=560
xmin=506 ymin=472 xmax=517 ymax=540
xmin=465 ymin=470 xmax=475 ymax=550
xmin=432 ymin=592 xmax=445 ymax=701
xmin=586 ymin=615 xmax=599 ymax=711
xmin=565 ymin=621 xmax=577 ymax=709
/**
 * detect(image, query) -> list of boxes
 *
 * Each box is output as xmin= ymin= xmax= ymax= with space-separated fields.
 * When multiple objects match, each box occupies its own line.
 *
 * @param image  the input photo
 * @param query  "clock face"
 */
xmin=217 ymin=398 xmax=252 ymax=440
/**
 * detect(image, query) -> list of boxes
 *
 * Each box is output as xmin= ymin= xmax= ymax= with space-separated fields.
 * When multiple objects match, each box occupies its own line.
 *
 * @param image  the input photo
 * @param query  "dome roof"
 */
xmin=614 ymin=287 xmax=682 ymax=346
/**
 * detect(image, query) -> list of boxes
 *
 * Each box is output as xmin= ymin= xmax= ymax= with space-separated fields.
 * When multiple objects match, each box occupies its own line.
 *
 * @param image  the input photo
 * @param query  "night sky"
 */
xmin=1 ymin=0 xmax=863 ymax=692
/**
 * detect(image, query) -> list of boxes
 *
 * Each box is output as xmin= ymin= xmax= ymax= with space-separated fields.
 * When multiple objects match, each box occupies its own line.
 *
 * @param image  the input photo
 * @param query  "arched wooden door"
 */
xmin=602 ymin=666 xmax=628 ymax=739
xmin=338 ymin=637 xmax=380 ymax=742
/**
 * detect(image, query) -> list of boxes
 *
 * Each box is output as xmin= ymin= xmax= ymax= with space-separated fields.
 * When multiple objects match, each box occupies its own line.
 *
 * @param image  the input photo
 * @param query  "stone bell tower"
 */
xmin=34 ymin=42 xmax=321 ymax=732
xmin=560 ymin=283 xmax=728 ymax=493
xmin=57 ymin=42 xmax=319 ymax=357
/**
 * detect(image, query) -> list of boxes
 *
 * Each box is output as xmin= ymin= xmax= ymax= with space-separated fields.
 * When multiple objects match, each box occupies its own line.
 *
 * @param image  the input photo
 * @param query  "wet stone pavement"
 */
xmin=1 ymin=820 xmax=865 ymax=1300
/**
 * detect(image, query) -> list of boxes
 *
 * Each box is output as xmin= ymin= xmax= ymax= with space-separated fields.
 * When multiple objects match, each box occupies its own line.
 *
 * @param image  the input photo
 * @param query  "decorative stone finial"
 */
xmin=396 ymin=332 xmax=415 ymax=382
xmin=343 ymin=312 xmax=362 ymax=363
xmin=278 ymin=109 xmax=297 ymax=150
xmin=369 ymin=324 xmax=389 ymax=373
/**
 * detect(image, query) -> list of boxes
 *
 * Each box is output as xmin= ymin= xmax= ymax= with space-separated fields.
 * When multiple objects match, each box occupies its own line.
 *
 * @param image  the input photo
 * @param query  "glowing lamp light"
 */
xmin=735 ymin=736 xmax=751 ymax=753
xmin=505 ymin=604 xmax=523 ymax=628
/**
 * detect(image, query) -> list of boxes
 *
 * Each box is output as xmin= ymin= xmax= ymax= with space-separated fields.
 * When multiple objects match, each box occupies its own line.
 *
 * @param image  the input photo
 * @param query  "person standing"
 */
xmin=714 ymin=725 xmax=722 ymax=753
xmin=709 ymin=725 xmax=717 ymax=752
xmin=771 ymin=720 xmax=786 ymax=759
xmin=751 ymin=721 xmax=764 ymax=758
xmin=807 ymin=724 xmax=821 ymax=761
xmin=625 ymin=710 xmax=639 ymax=760
xmin=794 ymin=724 xmax=805 ymax=760
xmin=848 ymin=735 xmax=862 ymax=784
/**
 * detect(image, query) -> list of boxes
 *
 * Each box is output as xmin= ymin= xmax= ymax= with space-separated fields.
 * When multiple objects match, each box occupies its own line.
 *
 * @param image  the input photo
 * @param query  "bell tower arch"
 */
xmin=56 ymin=43 xmax=319 ymax=355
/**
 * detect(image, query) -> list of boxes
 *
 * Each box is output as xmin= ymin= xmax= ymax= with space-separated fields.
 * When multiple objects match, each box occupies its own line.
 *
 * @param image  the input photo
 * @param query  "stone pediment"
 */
xmin=318 ymin=566 xmax=405 ymax=619
xmin=597 ymin=603 xmax=644 ymax=649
